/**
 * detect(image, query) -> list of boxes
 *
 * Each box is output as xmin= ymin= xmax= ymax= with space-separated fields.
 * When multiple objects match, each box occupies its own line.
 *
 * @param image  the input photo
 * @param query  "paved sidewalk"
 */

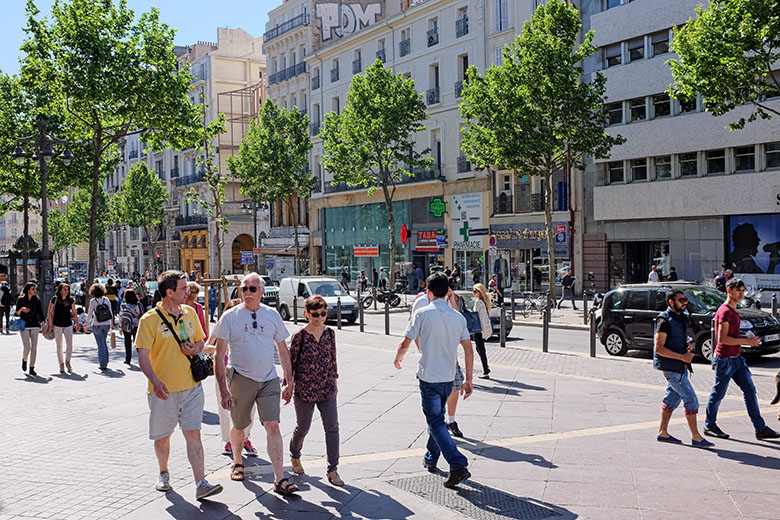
xmin=1 ymin=325 xmax=779 ymax=519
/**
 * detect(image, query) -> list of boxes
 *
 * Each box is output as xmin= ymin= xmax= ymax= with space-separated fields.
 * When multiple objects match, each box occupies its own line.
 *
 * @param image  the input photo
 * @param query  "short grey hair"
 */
xmin=243 ymin=272 xmax=265 ymax=291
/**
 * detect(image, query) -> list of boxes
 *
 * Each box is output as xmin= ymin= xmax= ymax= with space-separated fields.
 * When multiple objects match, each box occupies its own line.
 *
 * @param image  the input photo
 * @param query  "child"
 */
xmin=76 ymin=307 xmax=88 ymax=333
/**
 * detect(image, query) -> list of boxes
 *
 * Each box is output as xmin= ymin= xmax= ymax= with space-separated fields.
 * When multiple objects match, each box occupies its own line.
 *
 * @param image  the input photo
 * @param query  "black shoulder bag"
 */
xmin=155 ymin=308 xmax=213 ymax=382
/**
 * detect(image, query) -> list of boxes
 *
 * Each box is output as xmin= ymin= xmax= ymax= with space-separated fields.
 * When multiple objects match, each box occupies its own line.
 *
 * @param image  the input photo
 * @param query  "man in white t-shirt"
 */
xmin=648 ymin=265 xmax=660 ymax=283
xmin=213 ymin=272 xmax=298 ymax=495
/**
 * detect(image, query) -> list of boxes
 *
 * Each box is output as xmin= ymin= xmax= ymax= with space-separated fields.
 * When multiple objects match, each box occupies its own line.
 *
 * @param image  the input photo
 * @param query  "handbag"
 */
xmin=110 ymin=330 xmax=117 ymax=349
xmin=42 ymin=321 xmax=55 ymax=341
xmin=9 ymin=316 xmax=25 ymax=332
xmin=154 ymin=308 xmax=213 ymax=381
xmin=462 ymin=310 xmax=482 ymax=334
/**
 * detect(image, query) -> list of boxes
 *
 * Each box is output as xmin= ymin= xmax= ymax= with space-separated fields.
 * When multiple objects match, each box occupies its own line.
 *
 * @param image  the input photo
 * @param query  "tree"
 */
xmin=669 ymin=0 xmax=780 ymax=130
xmin=61 ymin=183 xmax=113 ymax=246
xmin=460 ymin=0 xmax=623 ymax=304
xmin=227 ymin=100 xmax=313 ymax=275
xmin=21 ymin=0 xmax=201 ymax=288
xmin=113 ymin=162 xmax=168 ymax=272
xmin=320 ymin=60 xmax=432 ymax=284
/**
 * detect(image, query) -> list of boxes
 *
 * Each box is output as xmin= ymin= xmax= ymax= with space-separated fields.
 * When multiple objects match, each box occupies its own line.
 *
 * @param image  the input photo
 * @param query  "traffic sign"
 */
xmin=488 ymin=235 xmax=497 ymax=247
xmin=253 ymin=248 xmax=260 ymax=255
xmin=240 ymin=251 xmax=253 ymax=265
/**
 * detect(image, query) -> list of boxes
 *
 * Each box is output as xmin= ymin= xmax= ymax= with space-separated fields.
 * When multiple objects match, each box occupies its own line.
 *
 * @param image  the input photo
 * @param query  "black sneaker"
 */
xmin=447 ymin=421 xmax=464 ymax=438
xmin=443 ymin=467 xmax=471 ymax=489
xmin=704 ymin=425 xmax=730 ymax=439
xmin=22 ymin=360 xmax=27 ymax=371
xmin=422 ymin=461 xmax=438 ymax=473
xmin=755 ymin=427 xmax=780 ymax=440
xmin=29 ymin=367 xmax=37 ymax=377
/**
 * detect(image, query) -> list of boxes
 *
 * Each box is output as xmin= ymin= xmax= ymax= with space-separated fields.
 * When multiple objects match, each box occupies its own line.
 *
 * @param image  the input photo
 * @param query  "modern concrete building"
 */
xmin=581 ymin=0 xmax=780 ymax=293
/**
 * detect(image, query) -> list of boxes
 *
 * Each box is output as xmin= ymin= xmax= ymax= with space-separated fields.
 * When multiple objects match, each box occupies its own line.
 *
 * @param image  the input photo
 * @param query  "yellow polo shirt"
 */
xmin=135 ymin=303 xmax=206 ymax=394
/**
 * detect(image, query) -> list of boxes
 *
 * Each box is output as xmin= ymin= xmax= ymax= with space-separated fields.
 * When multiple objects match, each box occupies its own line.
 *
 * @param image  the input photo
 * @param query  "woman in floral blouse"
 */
xmin=288 ymin=295 xmax=343 ymax=486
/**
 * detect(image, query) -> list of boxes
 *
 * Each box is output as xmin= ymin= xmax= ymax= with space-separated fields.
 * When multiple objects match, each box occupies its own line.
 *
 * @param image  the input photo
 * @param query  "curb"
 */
xmin=511 ymin=319 xmax=589 ymax=331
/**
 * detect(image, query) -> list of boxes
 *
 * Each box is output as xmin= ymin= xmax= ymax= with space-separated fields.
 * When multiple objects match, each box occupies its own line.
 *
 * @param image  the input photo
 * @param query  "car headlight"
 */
xmin=740 ymin=320 xmax=753 ymax=329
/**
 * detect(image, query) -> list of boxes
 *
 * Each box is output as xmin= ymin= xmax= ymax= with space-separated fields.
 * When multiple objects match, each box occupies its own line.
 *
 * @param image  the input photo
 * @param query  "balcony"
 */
xmin=310 ymin=122 xmax=320 ymax=136
xmin=156 ymin=169 xmax=165 ymax=180
xmin=128 ymin=150 xmax=138 ymax=159
xmin=175 ymin=171 xmax=205 ymax=187
xmin=263 ymin=13 xmax=309 ymax=43
xmin=427 ymin=28 xmax=439 ymax=47
xmin=268 ymin=62 xmax=306 ymax=86
xmin=175 ymin=215 xmax=208 ymax=227
xmin=457 ymin=156 xmax=471 ymax=173
xmin=426 ymin=87 xmax=440 ymax=105
xmin=312 ymin=75 xmax=320 ymax=90
xmin=376 ymin=49 xmax=386 ymax=63
xmin=330 ymin=67 xmax=339 ymax=83
xmin=494 ymin=194 xmax=514 ymax=215
xmin=456 ymin=16 xmax=469 ymax=38
xmin=400 ymin=39 xmax=410 ymax=57
xmin=169 ymin=167 xmax=179 ymax=178
xmin=352 ymin=58 xmax=362 ymax=75
xmin=323 ymin=167 xmax=440 ymax=194
xmin=454 ymin=80 xmax=464 ymax=98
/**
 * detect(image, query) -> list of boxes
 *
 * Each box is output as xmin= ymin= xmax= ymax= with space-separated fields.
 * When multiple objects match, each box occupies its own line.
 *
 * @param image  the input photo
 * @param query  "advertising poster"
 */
xmin=450 ymin=193 xmax=483 ymax=250
xmin=727 ymin=214 xmax=780 ymax=289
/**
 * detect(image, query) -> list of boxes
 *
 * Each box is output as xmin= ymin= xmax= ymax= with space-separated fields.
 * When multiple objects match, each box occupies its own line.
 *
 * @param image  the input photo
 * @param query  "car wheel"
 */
xmin=604 ymin=329 xmax=627 ymax=356
xmin=279 ymin=305 xmax=290 ymax=321
xmin=697 ymin=334 xmax=713 ymax=362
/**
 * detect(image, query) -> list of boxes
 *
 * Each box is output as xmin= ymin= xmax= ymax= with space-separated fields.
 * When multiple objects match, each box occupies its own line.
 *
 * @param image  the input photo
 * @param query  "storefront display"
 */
xmin=727 ymin=214 xmax=780 ymax=289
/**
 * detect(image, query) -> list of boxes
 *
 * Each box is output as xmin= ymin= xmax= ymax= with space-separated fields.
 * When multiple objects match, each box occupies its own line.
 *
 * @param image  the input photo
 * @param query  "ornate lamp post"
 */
xmin=12 ymin=116 xmax=74 ymax=304
xmin=241 ymin=199 xmax=269 ymax=273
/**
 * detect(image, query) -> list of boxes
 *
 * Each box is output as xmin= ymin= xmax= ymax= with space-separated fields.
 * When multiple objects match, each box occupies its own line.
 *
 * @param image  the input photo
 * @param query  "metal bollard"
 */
xmin=772 ymin=293 xmax=778 ymax=318
xmin=500 ymin=303 xmax=507 ymax=348
xmin=337 ymin=296 xmax=342 ymax=330
xmin=373 ymin=287 xmax=377 ymax=311
xmin=583 ymin=292 xmax=589 ymax=325
xmin=589 ymin=308 xmax=596 ymax=357
xmin=359 ymin=298 xmax=364 ymax=332
xmin=542 ymin=305 xmax=550 ymax=353
xmin=510 ymin=290 xmax=516 ymax=321
xmin=384 ymin=297 xmax=390 ymax=335
xmin=293 ymin=297 xmax=298 ymax=325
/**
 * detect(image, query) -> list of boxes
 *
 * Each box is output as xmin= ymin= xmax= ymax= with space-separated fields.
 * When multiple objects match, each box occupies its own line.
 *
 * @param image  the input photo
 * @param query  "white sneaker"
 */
xmin=196 ymin=480 xmax=223 ymax=500
xmin=155 ymin=471 xmax=171 ymax=492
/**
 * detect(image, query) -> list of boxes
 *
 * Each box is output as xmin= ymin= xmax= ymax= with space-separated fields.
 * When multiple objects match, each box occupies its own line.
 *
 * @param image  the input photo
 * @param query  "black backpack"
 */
xmin=94 ymin=298 xmax=113 ymax=322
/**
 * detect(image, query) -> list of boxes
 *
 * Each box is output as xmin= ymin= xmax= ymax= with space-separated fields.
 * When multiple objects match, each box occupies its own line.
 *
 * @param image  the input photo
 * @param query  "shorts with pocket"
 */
xmin=452 ymin=363 xmax=464 ymax=391
xmin=228 ymin=368 xmax=281 ymax=429
xmin=147 ymin=383 xmax=204 ymax=440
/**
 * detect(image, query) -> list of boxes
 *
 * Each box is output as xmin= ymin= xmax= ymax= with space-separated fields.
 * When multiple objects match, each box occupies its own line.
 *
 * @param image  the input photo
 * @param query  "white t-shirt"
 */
xmin=212 ymin=303 xmax=289 ymax=382
xmin=648 ymin=271 xmax=660 ymax=282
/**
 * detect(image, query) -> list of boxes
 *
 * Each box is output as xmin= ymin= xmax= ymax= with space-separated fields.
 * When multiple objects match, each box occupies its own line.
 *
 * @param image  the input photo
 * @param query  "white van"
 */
xmin=278 ymin=277 xmax=358 ymax=323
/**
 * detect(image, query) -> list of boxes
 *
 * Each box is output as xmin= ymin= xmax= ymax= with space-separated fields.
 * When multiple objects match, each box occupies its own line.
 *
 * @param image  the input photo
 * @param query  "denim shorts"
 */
xmin=662 ymin=370 xmax=699 ymax=414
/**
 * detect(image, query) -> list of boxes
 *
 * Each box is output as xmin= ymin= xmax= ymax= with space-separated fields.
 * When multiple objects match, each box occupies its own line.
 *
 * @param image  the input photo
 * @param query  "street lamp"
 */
xmin=12 ymin=116 xmax=75 ymax=304
xmin=241 ymin=199 xmax=270 ymax=273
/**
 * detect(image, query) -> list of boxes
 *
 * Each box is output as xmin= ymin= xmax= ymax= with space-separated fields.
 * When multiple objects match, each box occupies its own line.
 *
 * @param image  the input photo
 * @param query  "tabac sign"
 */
xmin=314 ymin=1 xmax=385 ymax=47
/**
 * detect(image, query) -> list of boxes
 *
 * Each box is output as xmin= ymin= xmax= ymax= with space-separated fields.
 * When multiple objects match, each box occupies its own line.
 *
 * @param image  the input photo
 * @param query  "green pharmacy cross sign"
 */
xmin=429 ymin=197 xmax=446 ymax=217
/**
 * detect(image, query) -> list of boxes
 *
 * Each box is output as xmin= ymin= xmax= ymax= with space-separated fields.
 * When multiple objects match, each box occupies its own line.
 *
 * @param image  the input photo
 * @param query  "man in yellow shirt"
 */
xmin=135 ymin=270 xmax=222 ymax=501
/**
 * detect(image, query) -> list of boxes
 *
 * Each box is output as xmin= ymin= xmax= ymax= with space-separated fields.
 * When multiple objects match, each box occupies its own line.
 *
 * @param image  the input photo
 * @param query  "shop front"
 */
xmin=727 ymin=213 xmax=780 ymax=290
xmin=180 ymin=229 xmax=209 ymax=277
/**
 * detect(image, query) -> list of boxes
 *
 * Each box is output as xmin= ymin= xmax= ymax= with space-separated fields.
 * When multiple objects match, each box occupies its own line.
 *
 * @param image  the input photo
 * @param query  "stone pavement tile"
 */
xmin=554 ymin=435 xmax=629 ymax=452
xmin=631 ymin=467 xmax=725 ymax=491
xmin=482 ymin=417 xmax=554 ymax=438
xmin=635 ymin=486 xmax=742 ymax=515
xmin=543 ymin=482 xmax=638 ymax=508
xmin=729 ymin=491 xmax=780 ymax=519
xmin=552 ymin=448 xmax=631 ymax=466
xmin=547 ymin=463 xmax=634 ymax=485
xmin=558 ymin=505 xmax=641 ymax=520
xmin=714 ymin=466 xmax=780 ymax=494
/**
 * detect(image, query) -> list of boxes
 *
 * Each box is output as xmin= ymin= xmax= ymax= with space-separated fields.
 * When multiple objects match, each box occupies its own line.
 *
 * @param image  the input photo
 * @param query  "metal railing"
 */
xmin=494 ymin=194 xmax=514 ymax=214
xmin=352 ymin=58 xmax=362 ymax=74
xmin=323 ymin=167 xmax=441 ymax=194
xmin=376 ymin=49 xmax=386 ymax=63
xmin=174 ymin=171 xmax=205 ymax=187
xmin=454 ymin=80 xmax=464 ymax=98
xmin=456 ymin=16 xmax=469 ymax=38
xmin=263 ymin=13 xmax=310 ymax=43
xmin=128 ymin=150 xmax=138 ymax=159
xmin=399 ymin=39 xmax=411 ymax=57
xmin=310 ymin=122 xmax=320 ymax=136
xmin=169 ymin=167 xmax=179 ymax=178
xmin=330 ymin=67 xmax=339 ymax=82
xmin=268 ymin=62 xmax=307 ymax=86
xmin=426 ymin=87 xmax=440 ymax=105
xmin=175 ymin=215 xmax=208 ymax=227
xmin=457 ymin=156 xmax=471 ymax=173
xmin=427 ymin=28 xmax=439 ymax=47
xmin=312 ymin=75 xmax=320 ymax=90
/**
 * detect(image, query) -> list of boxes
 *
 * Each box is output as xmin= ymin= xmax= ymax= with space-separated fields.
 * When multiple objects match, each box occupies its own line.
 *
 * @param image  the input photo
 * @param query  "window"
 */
xmin=706 ymin=149 xmax=725 ymax=175
xmin=652 ymin=30 xmax=669 ymax=56
xmin=625 ymin=290 xmax=649 ymax=310
xmin=606 ymin=102 xmax=623 ymax=125
xmin=495 ymin=0 xmax=509 ymax=32
xmin=607 ymin=0 xmax=622 ymax=9
xmin=630 ymin=97 xmax=646 ymax=121
xmin=332 ymin=96 xmax=340 ymax=115
xmin=654 ymin=155 xmax=672 ymax=180
xmin=628 ymin=37 xmax=644 ymax=62
xmin=735 ymin=146 xmax=755 ymax=171
xmin=766 ymin=142 xmax=780 ymax=168
xmin=679 ymin=96 xmax=697 ymax=114
xmin=631 ymin=159 xmax=647 ymax=181
xmin=653 ymin=94 xmax=671 ymax=118
xmin=495 ymin=47 xmax=504 ymax=66
xmin=605 ymin=43 xmax=622 ymax=68
xmin=652 ymin=291 xmax=669 ymax=311
xmin=608 ymin=161 xmax=625 ymax=183
xmin=680 ymin=153 xmax=698 ymax=177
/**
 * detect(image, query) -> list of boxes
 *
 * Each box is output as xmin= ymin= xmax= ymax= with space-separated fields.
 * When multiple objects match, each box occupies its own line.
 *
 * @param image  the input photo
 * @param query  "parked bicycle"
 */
xmin=519 ymin=291 xmax=556 ymax=318
xmin=361 ymin=288 xmax=401 ymax=309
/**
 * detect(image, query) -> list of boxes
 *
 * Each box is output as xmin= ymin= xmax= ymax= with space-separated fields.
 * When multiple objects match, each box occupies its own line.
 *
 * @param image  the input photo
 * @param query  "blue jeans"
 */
xmin=419 ymin=380 xmax=468 ymax=471
xmin=209 ymin=301 xmax=217 ymax=322
xmin=662 ymin=370 xmax=698 ymax=413
xmin=705 ymin=356 xmax=766 ymax=432
xmin=93 ymin=325 xmax=110 ymax=369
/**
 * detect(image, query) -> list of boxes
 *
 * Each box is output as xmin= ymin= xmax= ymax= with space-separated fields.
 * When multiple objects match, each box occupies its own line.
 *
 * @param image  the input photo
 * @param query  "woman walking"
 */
xmin=17 ymin=282 xmax=44 ymax=376
xmin=105 ymin=279 xmax=119 ymax=316
xmin=185 ymin=282 xmax=207 ymax=335
xmin=472 ymin=284 xmax=493 ymax=379
xmin=289 ymin=295 xmax=343 ymax=486
xmin=118 ymin=289 xmax=143 ymax=365
xmin=0 ymin=281 xmax=13 ymax=333
xmin=84 ymin=283 xmax=114 ymax=370
xmin=46 ymin=283 xmax=80 ymax=373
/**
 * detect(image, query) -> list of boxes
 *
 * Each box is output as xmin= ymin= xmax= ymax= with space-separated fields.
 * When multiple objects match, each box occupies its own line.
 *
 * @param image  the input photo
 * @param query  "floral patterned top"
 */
xmin=290 ymin=327 xmax=338 ymax=402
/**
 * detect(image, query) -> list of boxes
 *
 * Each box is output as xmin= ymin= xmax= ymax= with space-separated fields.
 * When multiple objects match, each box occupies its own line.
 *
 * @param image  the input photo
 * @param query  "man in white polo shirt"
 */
xmin=213 ymin=272 xmax=298 ymax=496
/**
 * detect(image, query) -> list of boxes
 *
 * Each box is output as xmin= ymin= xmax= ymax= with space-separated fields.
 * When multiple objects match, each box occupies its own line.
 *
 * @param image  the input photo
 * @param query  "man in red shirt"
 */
xmin=704 ymin=278 xmax=780 ymax=440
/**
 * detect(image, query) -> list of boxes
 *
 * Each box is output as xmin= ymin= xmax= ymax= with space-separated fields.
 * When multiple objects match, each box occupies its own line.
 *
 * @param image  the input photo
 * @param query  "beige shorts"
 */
xmin=228 ymin=369 xmax=281 ymax=429
xmin=147 ymin=383 xmax=204 ymax=440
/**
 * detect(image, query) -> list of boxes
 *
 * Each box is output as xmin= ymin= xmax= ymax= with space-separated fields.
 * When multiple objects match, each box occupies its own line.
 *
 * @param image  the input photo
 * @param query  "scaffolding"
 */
xmin=217 ymin=79 xmax=266 ymax=163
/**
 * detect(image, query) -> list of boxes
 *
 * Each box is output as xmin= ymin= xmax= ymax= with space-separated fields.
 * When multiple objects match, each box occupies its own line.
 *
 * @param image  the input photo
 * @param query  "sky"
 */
xmin=1 ymin=0 xmax=280 ymax=75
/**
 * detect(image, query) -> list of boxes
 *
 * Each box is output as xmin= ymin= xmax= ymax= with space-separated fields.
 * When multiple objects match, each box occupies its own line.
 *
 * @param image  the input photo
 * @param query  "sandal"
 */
xmin=230 ymin=463 xmax=245 ymax=481
xmin=273 ymin=478 xmax=299 ymax=496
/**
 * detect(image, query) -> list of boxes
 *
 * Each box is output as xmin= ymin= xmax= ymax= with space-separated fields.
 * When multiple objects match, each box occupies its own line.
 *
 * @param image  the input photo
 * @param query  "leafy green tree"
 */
xmin=227 ymin=100 xmax=313 ymax=275
xmin=460 ymin=0 xmax=622 ymax=303
xmin=62 ymin=183 xmax=113 ymax=246
xmin=113 ymin=162 xmax=168 ymax=272
xmin=320 ymin=60 xmax=432 ymax=284
xmin=669 ymin=0 xmax=780 ymax=130
xmin=21 ymin=0 xmax=201 ymax=287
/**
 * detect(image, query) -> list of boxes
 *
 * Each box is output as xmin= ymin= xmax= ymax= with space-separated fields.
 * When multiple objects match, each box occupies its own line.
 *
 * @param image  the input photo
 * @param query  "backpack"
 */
xmin=0 ymin=288 xmax=11 ymax=307
xmin=94 ymin=298 xmax=113 ymax=322
xmin=120 ymin=303 xmax=140 ymax=334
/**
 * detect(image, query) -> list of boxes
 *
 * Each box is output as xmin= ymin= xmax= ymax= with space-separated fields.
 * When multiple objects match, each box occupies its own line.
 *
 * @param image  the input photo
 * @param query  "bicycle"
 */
xmin=520 ymin=291 xmax=556 ymax=318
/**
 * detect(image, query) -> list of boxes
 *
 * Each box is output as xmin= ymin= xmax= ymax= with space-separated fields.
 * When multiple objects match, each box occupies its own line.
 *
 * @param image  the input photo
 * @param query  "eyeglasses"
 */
xmin=241 ymin=286 xmax=260 ymax=293
xmin=251 ymin=311 xmax=258 ymax=330
xmin=309 ymin=311 xmax=327 ymax=318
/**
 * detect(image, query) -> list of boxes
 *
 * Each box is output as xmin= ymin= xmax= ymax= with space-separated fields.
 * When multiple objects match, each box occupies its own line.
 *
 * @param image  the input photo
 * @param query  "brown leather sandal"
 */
xmin=274 ymin=478 xmax=298 ymax=496
xmin=230 ymin=463 xmax=245 ymax=481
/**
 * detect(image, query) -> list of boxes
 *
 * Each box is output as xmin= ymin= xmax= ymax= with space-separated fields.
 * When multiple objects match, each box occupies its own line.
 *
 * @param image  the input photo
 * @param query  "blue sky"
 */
xmin=2 ymin=0 xmax=279 ymax=75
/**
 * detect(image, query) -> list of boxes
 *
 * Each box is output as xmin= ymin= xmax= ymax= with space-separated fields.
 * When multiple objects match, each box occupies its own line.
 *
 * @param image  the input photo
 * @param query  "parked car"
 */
xmin=456 ymin=290 xmax=514 ymax=340
xmin=278 ymin=276 xmax=358 ymax=323
xmin=597 ymin=282 xmax=780 ymax=361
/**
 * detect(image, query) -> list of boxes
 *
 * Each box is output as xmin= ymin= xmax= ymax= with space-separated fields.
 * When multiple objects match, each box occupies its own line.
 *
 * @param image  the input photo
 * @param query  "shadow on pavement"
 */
xmin=164 ymin=490 xmax=241 ymax=520
xmin=95 ymin=368 xmax=125 ymax=378
xmin=460 ymin=443 xmax=557 ymax=469
xmin=303 ymin=476 xmax=415 ymax=519
xmin=474 ymin=378 xmax=546 ymax=397
xmin=53 ymin=371 xmax=88 ymax=381
xmin=15 ymin=374 xmax=53 ymax=384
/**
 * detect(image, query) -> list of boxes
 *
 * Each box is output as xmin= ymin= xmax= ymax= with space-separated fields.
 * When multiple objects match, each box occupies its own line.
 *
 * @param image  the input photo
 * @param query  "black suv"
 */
xmin=597 ymin=283 xmax=780 ymax=361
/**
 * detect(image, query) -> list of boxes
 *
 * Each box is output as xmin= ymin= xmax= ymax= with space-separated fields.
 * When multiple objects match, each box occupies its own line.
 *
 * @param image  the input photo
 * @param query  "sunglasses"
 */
xmin=675 ymin=297 xmax=688 ymax=303
xmin=251 ymin=311 xmax=258 ymax=330
xmin=241 ymin=286 xmax=260 ymax=293
xmin=309 ymin=311 xmax=327 ymax=318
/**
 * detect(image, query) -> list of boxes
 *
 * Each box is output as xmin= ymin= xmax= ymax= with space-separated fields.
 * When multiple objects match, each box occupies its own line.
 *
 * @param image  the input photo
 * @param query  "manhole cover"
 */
xmin=387 ymin=474 xmax=561 ymax=520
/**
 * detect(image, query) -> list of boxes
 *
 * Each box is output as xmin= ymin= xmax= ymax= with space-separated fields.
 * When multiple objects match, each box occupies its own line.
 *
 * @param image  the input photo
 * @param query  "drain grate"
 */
xmin=387 ymin=474 xmax=561 ymax=520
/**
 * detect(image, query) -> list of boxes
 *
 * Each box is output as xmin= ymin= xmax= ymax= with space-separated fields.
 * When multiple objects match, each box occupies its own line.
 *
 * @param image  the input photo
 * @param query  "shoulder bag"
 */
xmin=461 ymin=309 xmax=482 ymax=335
xmin=154 ymin=307 xmax=213 ymax=381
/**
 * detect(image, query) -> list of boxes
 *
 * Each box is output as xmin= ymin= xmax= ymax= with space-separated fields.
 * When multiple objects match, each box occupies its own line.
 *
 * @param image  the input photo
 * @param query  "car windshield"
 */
xmin=685 ymin=288 xmax=726 ymax=313
xmin=459 ymin=293 xmax=477 ymax=310
xmin=309 ymin=282 xmax=347 ymax=297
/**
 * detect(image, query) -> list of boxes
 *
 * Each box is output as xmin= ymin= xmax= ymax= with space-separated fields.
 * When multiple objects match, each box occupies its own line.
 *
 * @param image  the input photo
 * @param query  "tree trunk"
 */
xmin=381 ymin=173 xmax=396 ymax=287
xmin=214 ymin=194 xmax=223 ymax=277
xmin=144 ymin=225 xmax=153 ymax=274
xmin=22 ymin=193 xmax=29 ymax=285
xmin=292 ymin=196 xmax=300 ymax=276
xmin=544 ymin=168 xmax=557 ymax=309
xmin=86 ymin=135 xmax=102 ymax=302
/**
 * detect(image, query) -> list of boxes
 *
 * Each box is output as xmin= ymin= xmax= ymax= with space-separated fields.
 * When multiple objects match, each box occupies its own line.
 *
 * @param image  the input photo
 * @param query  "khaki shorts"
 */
xmin=147 ymin=384 xmax=204 ymax=440
xmin=228 ymin=369 xmax=281 ymax=429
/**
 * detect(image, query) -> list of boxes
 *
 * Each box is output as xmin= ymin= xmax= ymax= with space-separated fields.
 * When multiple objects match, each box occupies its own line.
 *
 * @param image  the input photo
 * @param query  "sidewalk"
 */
xmin=1 ymin=326 xmax=779 ymax=519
